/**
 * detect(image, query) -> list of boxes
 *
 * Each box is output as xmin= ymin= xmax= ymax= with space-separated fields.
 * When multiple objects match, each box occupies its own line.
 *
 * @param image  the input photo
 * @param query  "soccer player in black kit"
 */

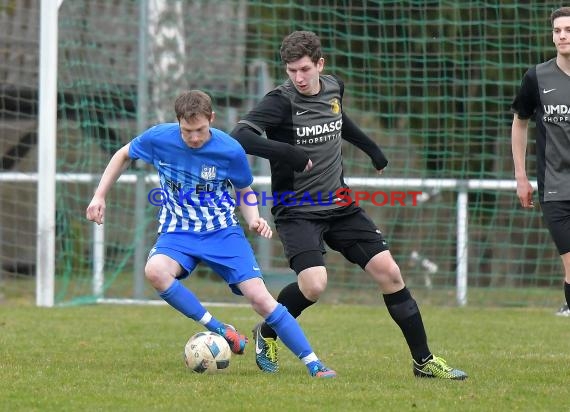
xmin=512 ymin=7 xmax=570 ymax=317
xmin=231 ymin=30 xmax=467 ymax=379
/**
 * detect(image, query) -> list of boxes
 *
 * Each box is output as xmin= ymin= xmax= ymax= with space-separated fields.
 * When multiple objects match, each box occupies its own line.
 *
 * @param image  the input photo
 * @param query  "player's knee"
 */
xmin=385 ymin=261 xmax=403 ymax=283
xmin=366 ymin=252 xmax=404 ymax=286
xmin=380 ymin=261 xmax=403 ymax=284
xmin=248 ymin=291 xmax=277 ymax=318
xmin=144 ymin=261 xmax=173 ymax=289
xmin=299 ymin=269 xmax=327 ymax=301
xmin=301 ymin=282 xmax=326 ymax=301
xmin=290 ymin=252 xmax=327 ymax=300
xmin=144 ymin=265 xmax=161 ymax=288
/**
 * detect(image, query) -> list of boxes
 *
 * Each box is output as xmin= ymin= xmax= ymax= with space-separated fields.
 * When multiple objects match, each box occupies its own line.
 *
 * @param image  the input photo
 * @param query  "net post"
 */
xmin=36 ymin=0 xmax=60 ymax=307
xmin=456 ymin=186 xmax=468 ymax=306
xmin=92 ymin=223 xmax=105 ymax=299
xmin=133 ymin=0 xmax=150 ymax=299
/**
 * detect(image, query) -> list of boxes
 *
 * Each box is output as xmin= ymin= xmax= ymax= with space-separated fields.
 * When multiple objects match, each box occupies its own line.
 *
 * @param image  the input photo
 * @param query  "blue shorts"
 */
xmin=148 ymin=226 xmax=263 ymax=295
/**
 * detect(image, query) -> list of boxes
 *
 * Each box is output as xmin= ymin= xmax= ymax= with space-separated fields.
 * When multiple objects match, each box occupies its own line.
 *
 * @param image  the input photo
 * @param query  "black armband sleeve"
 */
xmin=230 ymin=123 xmax=309 ymax=172
xmin=341 ymin=113 xmax=388 ymax=170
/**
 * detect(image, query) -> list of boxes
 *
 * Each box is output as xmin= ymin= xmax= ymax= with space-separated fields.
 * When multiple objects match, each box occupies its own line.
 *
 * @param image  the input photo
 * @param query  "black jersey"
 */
xmin=511 ymin=58 xmax=570 ymax=202
xmin=234 ymin=75 xmax=387 ymax=216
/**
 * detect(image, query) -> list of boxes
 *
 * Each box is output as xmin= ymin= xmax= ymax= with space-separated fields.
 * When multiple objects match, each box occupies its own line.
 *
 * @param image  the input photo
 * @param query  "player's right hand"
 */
xmin=86 ymin=198 xmax=106 ymax=224
xmin=248 ymin=217 xmax=273 ymax=239
xmin=516 ymin=178 xmax=534 ymax=208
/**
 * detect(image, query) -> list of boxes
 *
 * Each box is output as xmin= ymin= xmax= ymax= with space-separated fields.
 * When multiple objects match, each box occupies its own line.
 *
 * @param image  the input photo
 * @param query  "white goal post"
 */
xmin=36 ymin=0 xmax=63 ymax=308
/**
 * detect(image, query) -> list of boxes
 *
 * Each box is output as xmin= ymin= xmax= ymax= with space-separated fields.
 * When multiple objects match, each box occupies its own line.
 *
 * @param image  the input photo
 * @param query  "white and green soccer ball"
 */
xmin=184 ymin=331 xmax=231 ymax=374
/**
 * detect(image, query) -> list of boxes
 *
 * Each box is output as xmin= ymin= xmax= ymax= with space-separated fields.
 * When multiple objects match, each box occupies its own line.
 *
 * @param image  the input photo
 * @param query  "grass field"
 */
xmin=1 ymin=303 xmax=569 ymax=412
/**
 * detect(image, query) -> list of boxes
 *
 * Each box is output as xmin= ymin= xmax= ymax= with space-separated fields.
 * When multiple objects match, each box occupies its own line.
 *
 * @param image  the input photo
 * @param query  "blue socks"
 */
xmin=265 ymin=303 xmax=313 ymax=359
xmin=159 ymin=279 xmax=223 ymax=331
xmin=160 ymin=282 xmax=319 ymax=365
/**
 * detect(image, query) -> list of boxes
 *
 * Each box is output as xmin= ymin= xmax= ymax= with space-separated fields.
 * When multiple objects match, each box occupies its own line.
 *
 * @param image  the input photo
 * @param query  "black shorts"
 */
xmin=540 ymin=200 xmax=570 ymax=255
xmin=274 ymin=205 xmax=389 ymax=271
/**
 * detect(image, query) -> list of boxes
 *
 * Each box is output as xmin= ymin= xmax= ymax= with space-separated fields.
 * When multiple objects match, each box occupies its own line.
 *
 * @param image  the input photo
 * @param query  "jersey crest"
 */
xmin=200 ymin=165 xmax=217 ymax=180
xmin=330 ymin=98 xmax=341 ymax=114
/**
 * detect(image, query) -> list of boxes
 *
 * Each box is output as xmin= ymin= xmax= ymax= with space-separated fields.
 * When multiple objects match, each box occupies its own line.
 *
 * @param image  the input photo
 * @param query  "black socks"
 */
xmin=260 ymin=282 xmax=431 ymax=365
xmin=383 ymin=287 xmax=431 ymax=364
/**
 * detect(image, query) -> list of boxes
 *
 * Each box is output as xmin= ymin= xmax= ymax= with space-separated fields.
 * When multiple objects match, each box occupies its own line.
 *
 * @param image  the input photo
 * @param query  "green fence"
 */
xmin=0 ymin=1 xmax=564 ymax=307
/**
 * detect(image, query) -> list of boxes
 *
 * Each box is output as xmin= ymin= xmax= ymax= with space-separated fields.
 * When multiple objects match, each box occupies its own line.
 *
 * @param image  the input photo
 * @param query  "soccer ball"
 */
xmin=184 ymin=331 xmax=231 ymax=374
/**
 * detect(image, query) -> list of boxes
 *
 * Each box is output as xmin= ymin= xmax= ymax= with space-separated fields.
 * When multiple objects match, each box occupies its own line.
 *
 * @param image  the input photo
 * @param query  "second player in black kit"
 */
xmin=231 ymin=31 xmax=467 ymax=379
xmin=511 ymin=7 xmax=570 ymax=316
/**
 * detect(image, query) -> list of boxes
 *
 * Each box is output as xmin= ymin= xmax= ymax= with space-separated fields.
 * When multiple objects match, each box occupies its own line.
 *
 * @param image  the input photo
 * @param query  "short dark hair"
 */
xmin=551 ymin=7 xmax=570 ymax=26
xmin=174 ymin=90 xmax=213 ymax=122
xmin=279 ymin=31 xmax=322 ymax=65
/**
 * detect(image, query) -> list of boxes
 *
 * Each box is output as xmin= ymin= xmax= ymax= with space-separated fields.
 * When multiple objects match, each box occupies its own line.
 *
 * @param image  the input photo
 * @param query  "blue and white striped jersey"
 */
xmin=129 ymin=123 xmax=253 ymax=233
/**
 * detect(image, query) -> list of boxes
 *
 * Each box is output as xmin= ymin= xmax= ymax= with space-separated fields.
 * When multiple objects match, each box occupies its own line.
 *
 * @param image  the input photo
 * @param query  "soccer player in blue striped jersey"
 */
xmin=86 ymin=90 xmax=336 ymax=377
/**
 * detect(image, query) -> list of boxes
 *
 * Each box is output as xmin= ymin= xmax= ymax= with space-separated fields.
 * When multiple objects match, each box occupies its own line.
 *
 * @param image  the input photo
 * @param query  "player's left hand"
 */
xmin=376 ymin=167 xmax=385 ymax=175
xmin=249 ymin=217 xmax=273 ymax=238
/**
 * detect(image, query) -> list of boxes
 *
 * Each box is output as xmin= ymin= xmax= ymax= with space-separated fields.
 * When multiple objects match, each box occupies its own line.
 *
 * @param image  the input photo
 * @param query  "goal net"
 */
xmin=0 ymin=0 xmax=562 ymax=307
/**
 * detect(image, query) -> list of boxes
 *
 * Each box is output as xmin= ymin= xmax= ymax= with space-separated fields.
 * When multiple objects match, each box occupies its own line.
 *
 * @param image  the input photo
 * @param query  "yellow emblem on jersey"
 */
xmin=330 ymin=98 xmax=341 ymax=114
